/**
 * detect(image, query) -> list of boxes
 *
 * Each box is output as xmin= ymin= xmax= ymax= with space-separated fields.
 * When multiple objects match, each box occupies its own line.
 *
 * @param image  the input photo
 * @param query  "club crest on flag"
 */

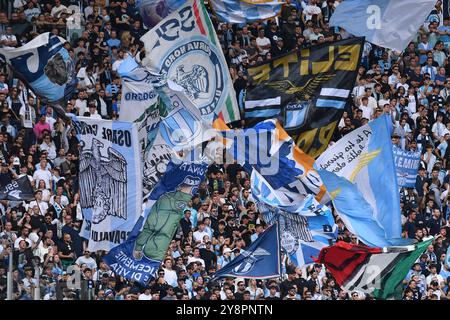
xmin=232 ymin=247 xmax=271 ymax=275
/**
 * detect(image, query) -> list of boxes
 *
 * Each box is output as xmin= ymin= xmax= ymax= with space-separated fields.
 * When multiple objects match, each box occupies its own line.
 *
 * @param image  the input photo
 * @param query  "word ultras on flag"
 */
xmin=244 ymin=37 xmax=364 ymax=158
xmin=140 ymin=0 xmax=240 ymax=124
xmin=71 ymin=116 xmax=143 ymax=251
xmin=104 ymin=162 xmax=207 ymax=284
xmin=0 ymin=32 xmax=76 ymax=103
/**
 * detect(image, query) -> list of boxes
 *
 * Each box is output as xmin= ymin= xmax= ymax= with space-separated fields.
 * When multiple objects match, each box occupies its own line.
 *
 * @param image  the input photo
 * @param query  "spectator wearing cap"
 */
xmin=270 ymin=36 xmax=287 ymax=58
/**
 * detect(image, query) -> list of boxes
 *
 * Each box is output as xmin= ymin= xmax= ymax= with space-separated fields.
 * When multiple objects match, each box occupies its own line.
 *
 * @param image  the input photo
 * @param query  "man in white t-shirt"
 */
xmin=0 ymin=26 xmax=17 ymax=49
xmin=256 ymin=28 xmax=271 ymax=56
xmin=187 ymin=248 xmax=206 ymax=269
xmin=33 ymin=159 xmax=52 ymax=189
xmin=193 ymin=222 xmax=209 ymax=247
xmin=51 ymin=0 xmax=68 ymax=18
xmin=138 ymin=287 xmax=152 ymax=300
xmin=75 ymin=250 xmax=98 ymax=273
xmin=14 ymin=226 xmax=32 ymax=250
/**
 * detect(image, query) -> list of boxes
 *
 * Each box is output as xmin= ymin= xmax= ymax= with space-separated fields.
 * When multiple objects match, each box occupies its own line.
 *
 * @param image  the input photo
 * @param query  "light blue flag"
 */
xmin=210 ymin=0 xmax=283 ymax=24
xmin=222 ymin=120 xmax=328 ymax=205
xmin=318 ymin=169 xmax=394 ymax=248
xmin=71 ymin=116 xmax=143 ymax=252
xmin=446 ymin=245 xmax=450 ymax=269
xmin=330 ymin=0 xmax=436 ymax=52
xmin=258 ymin=200 xmax=336 ymax=267
xmin=117 ymin=55 xmax=139 ymax=77
xmin=316 ymin=115 xmax=413 ymax=247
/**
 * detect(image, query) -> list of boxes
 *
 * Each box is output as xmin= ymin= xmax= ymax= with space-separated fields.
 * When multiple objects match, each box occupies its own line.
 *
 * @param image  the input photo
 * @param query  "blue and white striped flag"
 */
xmin=330 ymin=0 xmax=436 ymax=52
xmin=210 ymin=0 xmax=284 ymax=24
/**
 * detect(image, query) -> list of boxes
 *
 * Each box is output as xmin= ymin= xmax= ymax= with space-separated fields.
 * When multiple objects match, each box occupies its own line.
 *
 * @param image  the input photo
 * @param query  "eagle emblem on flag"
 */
xmin=79 ymin=138 xmax=127 ymax=224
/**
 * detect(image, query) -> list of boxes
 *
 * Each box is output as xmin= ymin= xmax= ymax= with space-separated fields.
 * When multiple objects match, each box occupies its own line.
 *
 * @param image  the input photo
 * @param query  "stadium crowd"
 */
xmin=0 ymin=0 xmax=449 ymax=300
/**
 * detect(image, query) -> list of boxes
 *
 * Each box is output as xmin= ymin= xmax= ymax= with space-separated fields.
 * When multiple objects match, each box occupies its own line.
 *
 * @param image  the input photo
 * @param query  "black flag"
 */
xmin=0 ymin=176 xmax=34 ymax=201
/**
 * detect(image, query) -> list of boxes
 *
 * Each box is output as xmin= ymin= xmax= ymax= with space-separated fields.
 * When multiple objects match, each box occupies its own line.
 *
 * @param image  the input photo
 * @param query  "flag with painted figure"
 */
xmin=140 ymin=0 xmax=240 ymax=124
xmin=0 ymin=32 xmax=77 ymax=103
xmin=329 ymin=0 xmax=436 ymax=52
xmin=118 ymin=56 xmax=165 ymax=123
xmin=71 ymin=116 xmax=142 ymax=251
xmin=104 ymin=161 xmax=208 ymax=284
xmin=392 ymin=146 xmax=421 ymax=188
xmin=222 ymin=119 xmax=328 ymax=204
xmin=212 ymin=223 xmax=281 ymax=280
xmin=244 ymin=37 xmax=364 ymax=158
xmin=210 ymin=0 xmax=284 ymax=24
xmin=316 ymin=115 xmax=408 ymax=246
xmin=316 ymin=237 xmax=433 ymax=300
xmin=257 ymin=198 xmax=337 ymax=267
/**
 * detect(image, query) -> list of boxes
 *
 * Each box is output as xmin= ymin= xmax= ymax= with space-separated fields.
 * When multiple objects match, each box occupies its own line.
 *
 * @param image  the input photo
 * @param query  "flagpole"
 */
xmin=277 ymin=220 xmax=284 ymax=281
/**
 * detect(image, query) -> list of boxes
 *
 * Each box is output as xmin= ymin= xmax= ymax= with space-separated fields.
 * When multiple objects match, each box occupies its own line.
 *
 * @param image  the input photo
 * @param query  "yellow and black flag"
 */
xmin=244 ymin=37 xmax=364 ymax=158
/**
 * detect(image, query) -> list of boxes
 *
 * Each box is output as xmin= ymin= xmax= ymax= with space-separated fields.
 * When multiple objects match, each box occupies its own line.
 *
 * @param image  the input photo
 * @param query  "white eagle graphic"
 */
xmin=79 ymin=138 xmax=127 ymax=224
xmin=173 ymin=65 xmax=209 ymax=100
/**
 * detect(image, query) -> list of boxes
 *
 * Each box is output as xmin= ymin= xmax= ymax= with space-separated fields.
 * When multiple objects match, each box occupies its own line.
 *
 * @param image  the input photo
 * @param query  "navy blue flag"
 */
xmin=212 ymin=223 xmax=281 ymax=280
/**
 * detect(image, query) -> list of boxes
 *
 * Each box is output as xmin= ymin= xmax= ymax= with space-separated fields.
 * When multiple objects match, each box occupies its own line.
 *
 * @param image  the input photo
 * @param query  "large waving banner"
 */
xmin=392 ymin=146 xmax=421 ymax=188
xmin=258 ymin=198 xmax=336 ymax=267
xmin=244 ymin=37 xmax=364 ymax=158
xmin=72 ymin=116 xmax=142 ymax=251
xmin=139 ymin=0 xmax=186 ymax=29
xmin=223 ymin=120 xmax=328 ymax=204
xmin=0 ymin=32 xmax=76 ymax=103
xmin=104 ymin=161 xmax=207 ymax=284
xmin=140 ymin=0 xmax=240 ymax=124
xmin=330 ymin=0 xmax=436 ymax=52
xmin=316 ymin=115 xmax=407 ymax=246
